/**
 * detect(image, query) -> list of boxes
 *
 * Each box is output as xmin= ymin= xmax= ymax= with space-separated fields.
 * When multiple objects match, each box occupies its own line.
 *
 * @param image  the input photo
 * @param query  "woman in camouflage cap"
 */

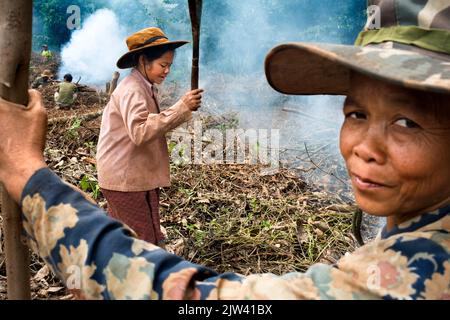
xmin=0 ymin=0 xmax=448 ymax=300
xmin=265 ymin=0 xmax=450 ymax=299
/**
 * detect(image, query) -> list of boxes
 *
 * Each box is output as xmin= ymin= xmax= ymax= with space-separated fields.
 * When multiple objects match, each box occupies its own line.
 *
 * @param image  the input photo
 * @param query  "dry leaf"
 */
xmin=33 ymin=265 xmax=50 ymax=281
xmin=47 ymin=286 xmax=64 ymax=293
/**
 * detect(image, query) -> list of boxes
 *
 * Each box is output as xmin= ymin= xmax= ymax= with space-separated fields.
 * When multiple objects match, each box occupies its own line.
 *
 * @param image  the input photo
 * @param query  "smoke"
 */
xmin=202 ymin=1 xmax=275 ymax=75
xmin=58 ymin=1 xmax=194 ymax=87
xmin=107 ymin=0 xmax=182 ymax=34
xmin=58 ymin=1 xmax=364 ymax=88
xmin=59 ymin=9 xmax=127 ymax=85
xmin=193 ymin=0 xmax=365 ymax=199
xmin=56 ymin=0 xmax=363 ymax=194
xmin=201 ymin=0 xmax=363 ymax=75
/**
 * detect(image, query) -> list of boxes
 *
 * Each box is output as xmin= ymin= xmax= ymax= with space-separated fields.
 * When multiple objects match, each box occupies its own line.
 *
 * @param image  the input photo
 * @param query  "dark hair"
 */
xmin=133 ymin=45 xmax=175 ymax=67
xmin=64 ymin=74 xmax=73 ymax=82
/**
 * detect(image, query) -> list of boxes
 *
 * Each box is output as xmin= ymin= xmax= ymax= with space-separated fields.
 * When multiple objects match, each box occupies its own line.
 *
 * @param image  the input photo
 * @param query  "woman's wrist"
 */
xmin=2 ymin=160 xmax=47 ymax=202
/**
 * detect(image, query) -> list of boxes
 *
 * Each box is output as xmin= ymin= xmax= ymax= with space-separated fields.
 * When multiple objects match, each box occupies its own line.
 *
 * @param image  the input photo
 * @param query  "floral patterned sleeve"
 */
xmin=20 ymin=168 xmax=450 ymax=300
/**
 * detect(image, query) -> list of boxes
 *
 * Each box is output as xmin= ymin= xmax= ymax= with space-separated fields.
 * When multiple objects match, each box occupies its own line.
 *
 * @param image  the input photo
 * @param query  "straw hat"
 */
xmin=41 ymin=69 xmax=53 ymax=78
xmin=117 ymin=27 xmax=189 ymax=69
xmin=265 ymin=0 xmax=450 ymax=95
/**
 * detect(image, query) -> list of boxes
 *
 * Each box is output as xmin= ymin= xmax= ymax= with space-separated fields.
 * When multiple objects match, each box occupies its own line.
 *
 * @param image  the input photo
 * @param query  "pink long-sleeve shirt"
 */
xmin=96 ymin=69 xmax=192 ymax=192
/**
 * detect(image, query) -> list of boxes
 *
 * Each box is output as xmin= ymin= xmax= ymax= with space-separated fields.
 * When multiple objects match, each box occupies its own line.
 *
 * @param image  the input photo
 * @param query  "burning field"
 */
xmin=0 ymin=54 xmax=361 ymax=300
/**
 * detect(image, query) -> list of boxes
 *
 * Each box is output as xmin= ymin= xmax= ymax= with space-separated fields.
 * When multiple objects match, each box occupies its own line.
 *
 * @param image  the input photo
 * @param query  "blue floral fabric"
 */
xmin=20 ymin=168 xmax=450 ymax=299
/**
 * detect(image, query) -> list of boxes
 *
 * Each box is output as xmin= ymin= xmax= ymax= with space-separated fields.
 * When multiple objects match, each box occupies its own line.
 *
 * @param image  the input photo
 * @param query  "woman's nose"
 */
xmin=353 ymin=128 xmax=387 ymax=164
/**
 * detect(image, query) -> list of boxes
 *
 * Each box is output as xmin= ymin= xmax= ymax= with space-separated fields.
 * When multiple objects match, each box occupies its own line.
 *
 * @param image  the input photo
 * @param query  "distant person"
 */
xmin=54 ymin=73 xmax=78 ymax=109
xmin=41 ymin=45 xmax=53 ymax=62
xmin=0 ymin=0 xmax=448 ymax=300
xmin=96 ymin=27 xmax=203 ymax=246
xmin=31 ymin=69 xmax=53 ymax=89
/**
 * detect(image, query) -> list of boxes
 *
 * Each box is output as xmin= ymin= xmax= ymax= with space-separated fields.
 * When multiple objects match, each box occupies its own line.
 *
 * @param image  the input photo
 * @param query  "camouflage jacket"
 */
xmin=21 ymin=168 xmax=450 ymax=299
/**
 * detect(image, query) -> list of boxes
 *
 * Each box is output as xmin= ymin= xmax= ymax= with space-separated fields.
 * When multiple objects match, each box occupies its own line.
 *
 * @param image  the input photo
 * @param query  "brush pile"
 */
xmin=163 ymin=163 xmax=357 ymax=275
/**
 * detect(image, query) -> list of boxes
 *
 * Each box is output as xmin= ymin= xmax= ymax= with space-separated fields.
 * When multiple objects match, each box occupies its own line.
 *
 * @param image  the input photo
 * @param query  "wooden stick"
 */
xmin=188 ymin=0 xmax=203 ymax=90
xmin=0 ymin=0 xmax=33 ymax=300
xmin=108 ymin=71 xmax=120 ymax=95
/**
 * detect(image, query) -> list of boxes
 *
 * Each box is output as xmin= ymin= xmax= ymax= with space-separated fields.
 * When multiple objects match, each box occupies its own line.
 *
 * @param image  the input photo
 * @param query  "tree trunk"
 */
xmin=0 ymin=0 xmax=33 ymax=300
xmin=108 ymin=71 xmax=120 ymax=95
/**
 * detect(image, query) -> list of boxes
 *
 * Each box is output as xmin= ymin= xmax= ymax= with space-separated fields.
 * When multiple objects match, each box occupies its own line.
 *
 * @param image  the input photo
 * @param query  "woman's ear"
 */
xmin=137 ymin=55 xmax=144 ymax=68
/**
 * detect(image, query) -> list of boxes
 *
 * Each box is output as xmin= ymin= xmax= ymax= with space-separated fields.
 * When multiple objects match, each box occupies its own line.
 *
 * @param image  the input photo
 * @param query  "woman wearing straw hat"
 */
xmin=1 ymin=0 xmax=449 ymax=299
xmin=96 ymin=27 xmax=203 ymax=246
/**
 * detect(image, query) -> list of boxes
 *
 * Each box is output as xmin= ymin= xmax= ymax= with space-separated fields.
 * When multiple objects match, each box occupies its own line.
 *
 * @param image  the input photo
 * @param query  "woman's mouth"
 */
xmin=351 ymin=173 xmax=388 ymax=190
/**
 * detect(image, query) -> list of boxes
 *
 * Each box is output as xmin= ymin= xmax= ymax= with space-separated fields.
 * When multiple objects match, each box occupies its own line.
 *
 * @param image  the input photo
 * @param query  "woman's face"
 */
xmin=340 ymin=72 xmax=450 ymax=227
xmin=141 ymin=50 xmax=174 ymax=84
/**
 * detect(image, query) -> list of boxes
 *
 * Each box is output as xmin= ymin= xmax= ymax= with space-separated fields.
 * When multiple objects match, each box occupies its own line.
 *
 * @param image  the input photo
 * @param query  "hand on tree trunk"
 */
xmin=0 ymin=90 xmax=48 ymax=201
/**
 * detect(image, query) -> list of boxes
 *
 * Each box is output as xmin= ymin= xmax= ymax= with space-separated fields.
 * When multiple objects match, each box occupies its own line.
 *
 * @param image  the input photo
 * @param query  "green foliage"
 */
xmin=66 ymin=118 xmax=82 ymax=139
xmin=169 ymin=141 xmax=190 ymax=167
xmin=33 ymin=0 xmax=104 ymax=50
xmin=79 ymin=174 xmax=100 ymax=199
xmin=249 ymin=197 xmax=260 ymax=213
xmin=260 ymin=219 xmax=272 ymax=230
xmin=84 ymin=141 xmax=96 ymax=151
xmin=182 ymin=220 xmax=206 ymax=246
xmin=178 ymin=187 xmax=195 ymax=198
xmin=213 ymin=117 xmax=239 ymax=131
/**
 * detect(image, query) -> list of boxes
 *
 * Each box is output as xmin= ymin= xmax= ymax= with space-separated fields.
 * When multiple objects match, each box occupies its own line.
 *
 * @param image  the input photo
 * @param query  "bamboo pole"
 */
xmin=0 ymin=0 xmax=33 ymax=300
xmin=188 ymin=0 xmax=203 ymax=90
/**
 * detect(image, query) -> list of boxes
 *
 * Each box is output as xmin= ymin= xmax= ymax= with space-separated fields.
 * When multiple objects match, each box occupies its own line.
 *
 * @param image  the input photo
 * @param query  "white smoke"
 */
xmin=59 ymin=9 xmax=127 ymax=86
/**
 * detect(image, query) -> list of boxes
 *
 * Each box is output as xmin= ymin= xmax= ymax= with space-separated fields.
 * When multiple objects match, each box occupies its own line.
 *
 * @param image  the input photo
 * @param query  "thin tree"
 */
xmin=0 ymin=0 xmax=33 ymax=300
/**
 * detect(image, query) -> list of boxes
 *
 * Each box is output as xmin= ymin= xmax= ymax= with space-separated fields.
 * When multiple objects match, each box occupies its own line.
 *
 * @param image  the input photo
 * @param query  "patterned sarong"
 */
xmin=101 ymin=188 xmax=165 ymax=244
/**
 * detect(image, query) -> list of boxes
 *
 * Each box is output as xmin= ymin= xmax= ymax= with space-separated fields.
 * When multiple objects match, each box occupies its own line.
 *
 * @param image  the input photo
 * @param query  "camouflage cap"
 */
xmin=265 ymin=0 xmax=450 ymax=95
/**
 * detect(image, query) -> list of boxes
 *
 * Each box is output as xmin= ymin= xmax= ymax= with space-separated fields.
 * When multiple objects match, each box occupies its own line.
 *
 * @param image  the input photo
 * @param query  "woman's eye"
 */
xmin=346 ymin=112 xmax=366 ymax=120
xmin=394 ymin=118 xmax=420 ymax=128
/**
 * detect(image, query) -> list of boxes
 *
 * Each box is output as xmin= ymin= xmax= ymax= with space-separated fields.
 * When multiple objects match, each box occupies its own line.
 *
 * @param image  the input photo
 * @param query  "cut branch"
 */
xmin=188 ymin=0 xmax=203 ymax=90
xmin=48 ymin=109 xmax=103 ymax=126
